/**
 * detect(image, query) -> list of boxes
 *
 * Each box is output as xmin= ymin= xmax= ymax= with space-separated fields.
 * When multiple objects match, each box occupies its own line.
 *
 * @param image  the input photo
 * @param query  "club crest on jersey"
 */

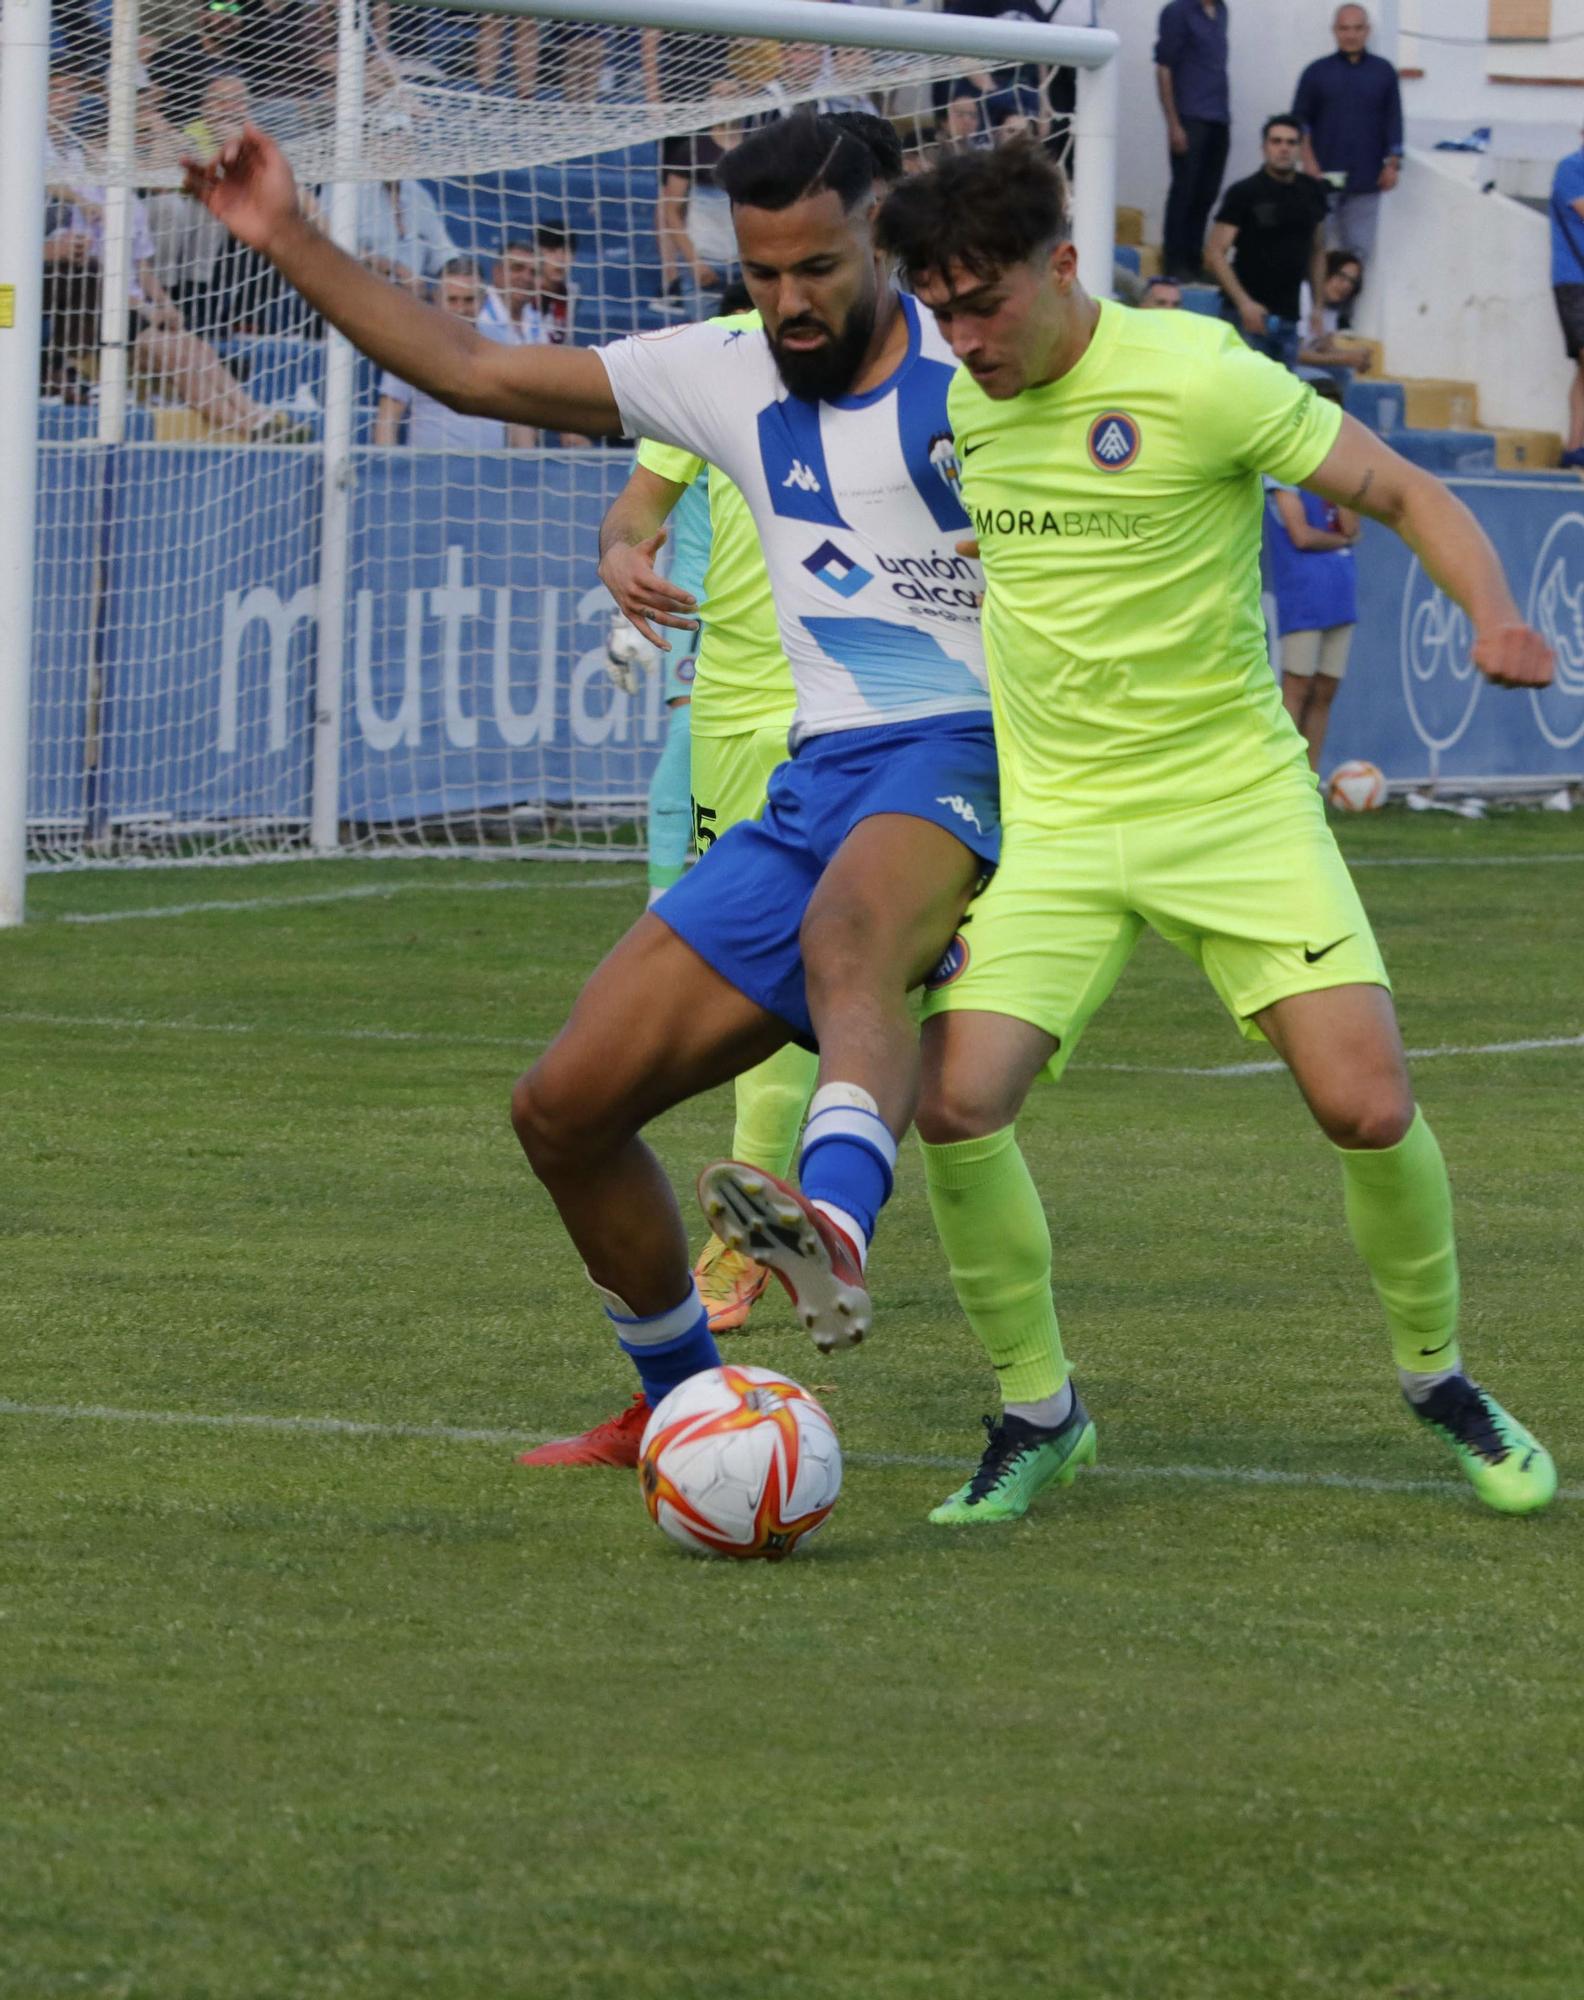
xmin=928 ymin=431 xmax=962 ymax=491
xmin=925 ymin=932 xmax=971 ymax=990
xmin=1088 ymin=412 xmax=1141 ymax=471
xmin=803 ymin=539 xmax=874 ymax=598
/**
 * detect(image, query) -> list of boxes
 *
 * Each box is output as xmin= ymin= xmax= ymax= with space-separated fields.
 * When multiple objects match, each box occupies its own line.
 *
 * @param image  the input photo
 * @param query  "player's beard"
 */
xmin=769 ymin=291 xmax=878 ymax=402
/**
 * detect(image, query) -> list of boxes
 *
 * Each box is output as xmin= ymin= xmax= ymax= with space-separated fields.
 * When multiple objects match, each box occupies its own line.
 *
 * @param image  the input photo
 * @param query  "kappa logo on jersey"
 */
xmin=803 ymin=539 xmax=874 ymax=599
xmin=1088 ymin=412 xmax=1141 ymax=471
xmin=782 ymin=460 xmax=823 ymax=494
xmin=925 ymin=931 xmax=972 ymax=990
xmin=935 ymin=793 xmax=984 ymax=834
xmin=928 ymin=431 xmax=962 ymax=492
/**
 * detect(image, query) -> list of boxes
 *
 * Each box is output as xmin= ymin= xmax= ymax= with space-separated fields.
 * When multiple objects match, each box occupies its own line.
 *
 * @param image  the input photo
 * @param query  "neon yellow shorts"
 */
xmin=921 ymin=766 xmax=1390 ymax=1077
xmin=690 ymin=722 xmax=792 ymax=851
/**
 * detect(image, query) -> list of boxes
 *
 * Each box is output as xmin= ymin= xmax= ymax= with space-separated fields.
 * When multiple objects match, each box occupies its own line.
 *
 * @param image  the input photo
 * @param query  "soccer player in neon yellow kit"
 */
xmin=610 ymin=423 xmax=818 ymax=1331
xmin=875 ymin=142 xmax=1557 ymax=1521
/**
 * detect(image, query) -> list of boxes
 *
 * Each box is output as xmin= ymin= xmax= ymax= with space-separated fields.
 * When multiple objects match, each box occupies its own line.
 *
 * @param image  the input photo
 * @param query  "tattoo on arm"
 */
xmin=1346 ymin=466 xmax=1375 ymax=511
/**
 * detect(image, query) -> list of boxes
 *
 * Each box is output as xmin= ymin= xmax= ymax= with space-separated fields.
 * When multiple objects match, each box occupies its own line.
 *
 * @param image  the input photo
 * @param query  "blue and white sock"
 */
xmin=594 ymin=1277 xmax=720 ymax=1407
xmin=797 ymin=1083 xmax=898 ymax=1267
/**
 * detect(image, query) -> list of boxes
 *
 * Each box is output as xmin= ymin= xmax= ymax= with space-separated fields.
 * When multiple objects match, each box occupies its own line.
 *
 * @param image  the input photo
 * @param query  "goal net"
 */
xmin=15 ymin=0 xmax=1116 ymax=872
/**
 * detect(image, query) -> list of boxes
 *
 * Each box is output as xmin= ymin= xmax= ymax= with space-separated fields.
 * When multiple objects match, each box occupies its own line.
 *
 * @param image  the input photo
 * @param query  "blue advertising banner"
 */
xmin=28 ymin=446 xmax=665 ymax=837
xmin=1323 ymin=476 xmax=1584 ymax=785
xmin=28 ymin=453 xmax=1584 ymax=841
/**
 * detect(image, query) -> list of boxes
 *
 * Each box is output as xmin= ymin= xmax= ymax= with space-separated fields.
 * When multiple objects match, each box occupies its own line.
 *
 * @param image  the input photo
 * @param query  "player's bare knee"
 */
xmin=511 ymin=1060 xmax=621 ymax=1175
xmin=915 ymin=1071 xmax=1020 ymax=1145
xmin=1318 ymin=1087 xmax=1415 ymax=1151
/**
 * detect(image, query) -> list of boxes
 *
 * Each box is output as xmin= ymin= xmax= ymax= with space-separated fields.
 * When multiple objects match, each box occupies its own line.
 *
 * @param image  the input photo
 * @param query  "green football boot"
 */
xmin=929 ymin=1394 xmax=1097 ymax=1525
xmin=1409 ymin=1375 xmax=1557 ymax=1516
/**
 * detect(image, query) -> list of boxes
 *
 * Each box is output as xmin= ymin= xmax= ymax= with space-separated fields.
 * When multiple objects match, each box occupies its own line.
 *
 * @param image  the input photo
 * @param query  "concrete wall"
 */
xmin=1353 ymin=146 xmax=1573 ymax=434
xmin=1400 ymin=0 xmax=1584 ymax=136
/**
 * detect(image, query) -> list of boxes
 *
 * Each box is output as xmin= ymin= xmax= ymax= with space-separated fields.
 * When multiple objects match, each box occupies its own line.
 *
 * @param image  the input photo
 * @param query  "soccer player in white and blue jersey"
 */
xmin=184 ymin=115 xmax=997 ymax=1464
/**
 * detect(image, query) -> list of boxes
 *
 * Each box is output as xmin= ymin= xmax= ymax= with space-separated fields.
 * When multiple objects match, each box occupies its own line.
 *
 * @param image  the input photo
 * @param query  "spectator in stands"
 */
xmin=43 ymin=62 xmax=298 ymax=436
xmin=938 ymin=80 xmax=993 ymax=156
xmin=147 ymin=0 xmax=248 ymax=124
xmin=655 ymin=83 xmax=743 ymax=313
xmin=232 ymin=0 xmax=323 ymax=109
xmin=478 ymin=17 xmax=604 ymax=103
xmin=1266 ymin=381 xmax=1360 ymax=771
xmin=1154 ymin=0 xmax=1230 ymax=281
xmin=1293 ymin=5 xmax=1402 ymax=271
xmin=485 ymin=235 xmax=538 ymax=341
xmin=1139 ymin=273 xmax=1184 ymax=308
xmin=1297 ymin=248 xmax=1375 ymax=373
xmin=528 ymin=222 xmax=577 ymax=346
xmin=1206 ymin=114 xmax=1329 ymax=368
xmin=353 ymin=145 xmax=456 ymax=290
xmin=1549 ymin=127 xmax=1584 ymax=469
xmin=374 ymin=256 xmax=535 ymax=448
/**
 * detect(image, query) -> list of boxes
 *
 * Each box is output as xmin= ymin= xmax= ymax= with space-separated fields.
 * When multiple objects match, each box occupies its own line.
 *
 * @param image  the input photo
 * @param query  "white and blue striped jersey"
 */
xmin=599 ymin=295 xmax=988 ymax=743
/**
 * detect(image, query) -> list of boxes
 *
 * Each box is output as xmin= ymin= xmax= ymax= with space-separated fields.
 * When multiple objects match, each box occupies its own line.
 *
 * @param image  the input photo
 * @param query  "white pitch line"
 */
xmin=3 ymin=1010 xmax=1580 ymax=1076
xmin=30 ymin=848 xmax=1584 ymax=926
xmin=1 ymin=1398 xmax=1575 ymax=1504
xmin=1349 ymin=851 xmax=1584 ymax=868
xmin=54 ymin=873 xmax=640 ymax=925
xmin=1093 ymin=1031 xmax=1584 ymax=1080
xmin=0 ymin=1008 xmax=540 ymax=1052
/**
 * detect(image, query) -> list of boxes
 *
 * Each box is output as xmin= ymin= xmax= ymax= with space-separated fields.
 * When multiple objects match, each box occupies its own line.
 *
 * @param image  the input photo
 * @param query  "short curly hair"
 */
xmin=876 ymin=140 xmax=1071 ymax=287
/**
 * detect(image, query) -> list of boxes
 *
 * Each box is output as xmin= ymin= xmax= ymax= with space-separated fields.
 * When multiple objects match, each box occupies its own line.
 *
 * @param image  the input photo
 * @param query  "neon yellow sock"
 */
xmin=1335 ymin=1106 xmax=1461 ymax=1375
xmin=731 ymin=1043 xmax=819 ymax=1180
xmin=920 ymin=1125 xmax=1068 ymax=1405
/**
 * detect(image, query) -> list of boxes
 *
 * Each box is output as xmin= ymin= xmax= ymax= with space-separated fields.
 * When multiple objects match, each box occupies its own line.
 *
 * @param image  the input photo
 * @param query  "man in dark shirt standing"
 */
xmin=1206 ymin=113 xmax=1329 ymax=368
xmin=1154 ymin=0 xmax=1230 ymax=281
xmin=1293 ymin=4 xmax=1403 ymax=270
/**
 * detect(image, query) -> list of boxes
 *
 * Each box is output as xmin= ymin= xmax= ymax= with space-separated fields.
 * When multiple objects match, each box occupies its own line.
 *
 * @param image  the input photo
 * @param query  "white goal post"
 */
xmin=0 ymin=0 xmax=1118 ymax=924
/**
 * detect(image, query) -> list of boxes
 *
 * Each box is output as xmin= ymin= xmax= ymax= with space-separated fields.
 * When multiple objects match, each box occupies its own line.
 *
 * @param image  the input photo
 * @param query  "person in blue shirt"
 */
xmin=1154 ymin=0 xmax=1230 ymax=281
xmin=1265 ymin=383 xmax=1361 ymax=770
xmin=1292 ymin=4 xmax=1403 ymax=275
xmin=1549 ymin=128 xmax=1584 ymax=468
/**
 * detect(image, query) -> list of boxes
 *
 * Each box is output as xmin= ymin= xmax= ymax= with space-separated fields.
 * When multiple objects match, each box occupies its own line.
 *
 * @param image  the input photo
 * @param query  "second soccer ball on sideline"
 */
xmin=1327 ymin=758 xmax=1387 ymax=812
xmin=637 ymin=1365 xmax=842 ymax=1561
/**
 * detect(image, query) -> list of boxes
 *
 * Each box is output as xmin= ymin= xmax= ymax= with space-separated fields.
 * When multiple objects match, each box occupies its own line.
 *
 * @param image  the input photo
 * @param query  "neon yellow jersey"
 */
xmin=949 ymin=299 xmax=1344 ymax=827
xmin=635 ymin=313 xmax=794 ymax=738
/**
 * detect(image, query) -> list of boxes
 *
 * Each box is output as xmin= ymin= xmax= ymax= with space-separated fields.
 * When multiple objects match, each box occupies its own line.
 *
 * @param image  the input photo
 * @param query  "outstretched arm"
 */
xmin=1304 ymin=415 xmax=1552 ymax=689
xmin=181 ymin=126 xmax=623 ymax=435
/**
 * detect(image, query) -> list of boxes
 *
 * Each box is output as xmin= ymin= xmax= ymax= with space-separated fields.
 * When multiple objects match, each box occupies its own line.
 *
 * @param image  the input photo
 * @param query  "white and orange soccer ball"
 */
xmin=1327 ymin=758 xmax=1387 ymax=812
xmin=638 ymin=1365 xmax=842 ymax=1561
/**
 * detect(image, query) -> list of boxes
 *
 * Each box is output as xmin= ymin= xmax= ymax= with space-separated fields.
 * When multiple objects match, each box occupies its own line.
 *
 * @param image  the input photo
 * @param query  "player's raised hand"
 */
xmin=597 ymin=530 xmax=699 ymax=653
xmin=1473 ymin=622 xmax=1554 ymax=689
xmin=180 ymin=124 xmax=301 ymax=256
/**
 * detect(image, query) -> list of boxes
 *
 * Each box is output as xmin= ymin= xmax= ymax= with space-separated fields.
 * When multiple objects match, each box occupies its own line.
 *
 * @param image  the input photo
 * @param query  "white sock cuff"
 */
xmin=1398 ymin=1362 xmax=1461 ymax=1403
xmin=811 ymin=1200 xmax=868 ymax=1269
xmin=800 ymin=1104 xmax=898 ymax=1172
xmin=807 ymin=1081 xmax=881 ymax=1121
xmin=590 ymin=1275 xmax=704 ymax=1344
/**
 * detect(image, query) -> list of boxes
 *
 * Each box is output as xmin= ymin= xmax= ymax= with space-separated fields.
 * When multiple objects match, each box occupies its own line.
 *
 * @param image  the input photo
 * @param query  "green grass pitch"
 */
xmin=3 ymin=812 xmax=1582 ymax=1999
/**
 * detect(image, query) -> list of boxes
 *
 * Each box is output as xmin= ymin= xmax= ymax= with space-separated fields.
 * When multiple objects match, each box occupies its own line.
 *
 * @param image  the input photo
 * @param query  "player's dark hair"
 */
xmin=826 ymin=108 xmax=905 ymax=188
xmin=876 ymin=139 xmax=1071 ymax=286
xmin=717 ymin=277 xmax=754 ymax=315
xmin=1263 ymin=113 xmax=1302 ymax=141
xmin=714 ymin=111 xmax=874 ymax=213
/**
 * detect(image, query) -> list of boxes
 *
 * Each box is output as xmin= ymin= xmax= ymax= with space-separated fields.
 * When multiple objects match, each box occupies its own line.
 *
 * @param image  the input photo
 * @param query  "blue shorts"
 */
xmin=654 ymin=711 xmax=1000 ymax=1046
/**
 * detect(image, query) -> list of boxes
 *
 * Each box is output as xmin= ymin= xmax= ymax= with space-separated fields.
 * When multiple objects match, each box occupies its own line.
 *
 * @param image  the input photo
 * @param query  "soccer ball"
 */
xmin=1328 ymin=758 xmax=1387 ymax=812
xmin=638 ymin=1365 xmax=842 ymax=1561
